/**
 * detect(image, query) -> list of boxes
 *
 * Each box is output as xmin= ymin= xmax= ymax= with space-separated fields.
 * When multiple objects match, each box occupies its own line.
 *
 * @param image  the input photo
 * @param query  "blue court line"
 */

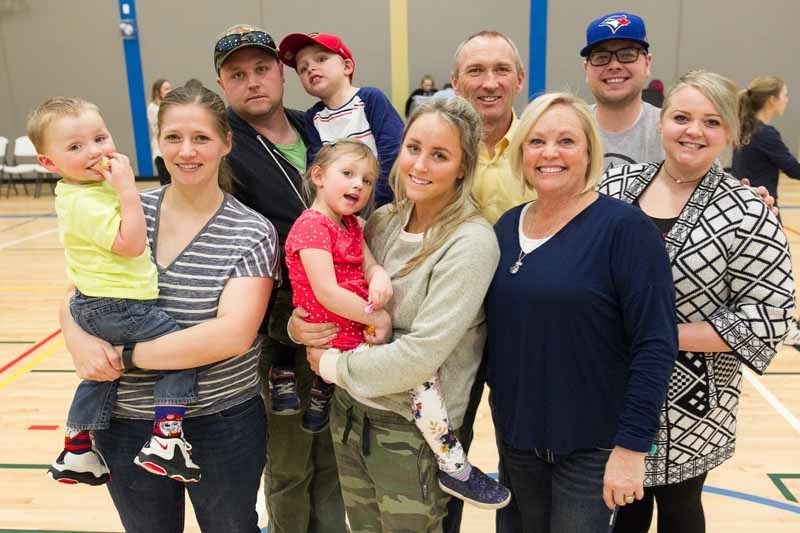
xmin=703 ymin=485 xmax=800 ymax=514
xmin=488 ymin=471 xmax=800 ymax=516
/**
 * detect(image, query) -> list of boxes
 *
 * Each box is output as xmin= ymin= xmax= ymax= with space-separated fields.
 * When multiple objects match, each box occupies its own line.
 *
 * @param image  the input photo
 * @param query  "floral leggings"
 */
xmin=411 ymin=374 xmax=467 ymax=474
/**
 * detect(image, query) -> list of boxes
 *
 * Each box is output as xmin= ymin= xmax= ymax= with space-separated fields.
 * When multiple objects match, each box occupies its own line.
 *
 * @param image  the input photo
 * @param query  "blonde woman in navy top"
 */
xmin=485 ymin=92 xmax=679 ymax=532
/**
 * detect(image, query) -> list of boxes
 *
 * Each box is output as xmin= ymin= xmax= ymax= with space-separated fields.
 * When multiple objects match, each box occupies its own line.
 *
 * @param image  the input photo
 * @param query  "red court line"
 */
xmin=0 ymin=329 xmax=61 ymax=374
xmin=28 ymin=424 xmax=59 ymax=430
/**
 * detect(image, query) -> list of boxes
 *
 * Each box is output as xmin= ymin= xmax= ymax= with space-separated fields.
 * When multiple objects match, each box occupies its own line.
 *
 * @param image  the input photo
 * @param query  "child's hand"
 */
xmin=365 ymin=309 xmax=392 ymax=345
xmin=98 ymin=153 xmax=136 ymax=194
xmin=367 ymin=269 xmax=393 ymax=310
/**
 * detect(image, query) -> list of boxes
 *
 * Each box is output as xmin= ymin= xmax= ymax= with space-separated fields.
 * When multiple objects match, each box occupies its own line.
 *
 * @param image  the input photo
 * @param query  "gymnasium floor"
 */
xmin=0 ymin=181 xmax=798 ymax=532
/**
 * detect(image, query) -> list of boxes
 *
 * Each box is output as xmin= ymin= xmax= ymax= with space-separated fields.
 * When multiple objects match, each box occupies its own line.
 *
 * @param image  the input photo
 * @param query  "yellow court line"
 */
xmin=0 ymin=338 xmax=65 ymax=390
xmin=0 ymin=285 xmax=67 ymax=292
xmin=389 ymin=0 xmax=409 ymax=115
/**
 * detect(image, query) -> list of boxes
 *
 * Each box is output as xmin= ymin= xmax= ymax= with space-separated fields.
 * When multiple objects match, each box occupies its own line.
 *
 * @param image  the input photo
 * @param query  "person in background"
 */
xmin=601 ymin=70 xmax=795 ymax=533
xmin=732 ymin=76 xmax=800 ymax=206
xmin=148 ymin=79 xmax=171 ymax=163
xmin=642 ymin=79 xmax=664 ymax=108
xmin=184 ymin=78 xmax=204 ymax=90
xmin=732 ymin=76 xmax=800 ymax=346
xmin=405 ymin=74 xmax=438 ymax=117
xmin=433 ymin=82 xmax=456 ymax=100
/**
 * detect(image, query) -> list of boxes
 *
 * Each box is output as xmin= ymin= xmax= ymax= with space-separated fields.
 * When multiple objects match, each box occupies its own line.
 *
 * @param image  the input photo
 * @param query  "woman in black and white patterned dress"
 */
xmin=600 ymin=71 xmax=795 ymax=533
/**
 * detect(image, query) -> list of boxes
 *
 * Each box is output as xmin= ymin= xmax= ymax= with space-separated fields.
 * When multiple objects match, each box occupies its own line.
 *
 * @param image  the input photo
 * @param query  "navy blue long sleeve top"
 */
xmin=485 ymin=195 xmax=678 ymax=454
xmin=732 ymin=122 xmax=800 ymax=200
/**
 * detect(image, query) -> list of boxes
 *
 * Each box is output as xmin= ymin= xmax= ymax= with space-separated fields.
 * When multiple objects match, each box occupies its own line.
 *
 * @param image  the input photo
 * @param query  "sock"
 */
xmin=64 ymin=428 xmax=92 ymax=454
xmin=449 ymin=462 xmax=473 ymax=482
xmin=153 ymin=405 xmax=186 ymax=438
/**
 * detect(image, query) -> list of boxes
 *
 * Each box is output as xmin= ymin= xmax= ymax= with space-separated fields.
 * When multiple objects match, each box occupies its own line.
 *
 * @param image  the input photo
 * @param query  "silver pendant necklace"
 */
xmin=510 ymin=249 xmax=527 ymax=274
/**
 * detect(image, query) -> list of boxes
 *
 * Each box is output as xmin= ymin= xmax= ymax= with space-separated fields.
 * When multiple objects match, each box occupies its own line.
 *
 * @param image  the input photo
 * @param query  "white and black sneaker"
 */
xmin=47 ymin=449 xmax=110 ymax=486
xmin=134 ymin=435 xmax=201 ymax=483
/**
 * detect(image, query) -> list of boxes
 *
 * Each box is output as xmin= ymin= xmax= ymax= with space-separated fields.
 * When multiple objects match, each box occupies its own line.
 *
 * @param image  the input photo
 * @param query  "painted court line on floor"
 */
xmin=0 ymin=335 xmax=64 ymax=391
xmin=0 ymin=330 xmax=61 ymax=375
xmin=743 ymin=368 xmax=800 ymax=434
xmin=0 ymin=228 xmax=58 ymax=251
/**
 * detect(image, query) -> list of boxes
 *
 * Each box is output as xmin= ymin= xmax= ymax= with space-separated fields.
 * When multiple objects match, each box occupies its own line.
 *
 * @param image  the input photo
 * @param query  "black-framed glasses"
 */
xmin=214 ymin=30 xmax=276 ymax=55
xmin=587 ymin=47 xmax=644 ymax=66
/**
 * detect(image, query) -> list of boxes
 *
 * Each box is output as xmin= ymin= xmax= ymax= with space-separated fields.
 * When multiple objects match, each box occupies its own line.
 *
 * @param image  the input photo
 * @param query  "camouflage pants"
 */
xmin=330 ymin=388 xmax=451 ymax=532
xmin=259 ymin=287 xmax=347 ymax=533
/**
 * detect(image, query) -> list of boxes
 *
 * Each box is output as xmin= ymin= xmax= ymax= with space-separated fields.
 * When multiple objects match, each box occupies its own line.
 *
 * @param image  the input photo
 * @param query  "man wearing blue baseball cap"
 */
xmin=581 ymin=12 xmax=664 ymax=169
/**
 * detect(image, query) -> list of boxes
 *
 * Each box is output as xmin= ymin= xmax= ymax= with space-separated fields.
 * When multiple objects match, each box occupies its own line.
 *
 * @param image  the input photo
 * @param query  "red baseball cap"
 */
xmin=279 ymin=32 xmax=355 ymax=76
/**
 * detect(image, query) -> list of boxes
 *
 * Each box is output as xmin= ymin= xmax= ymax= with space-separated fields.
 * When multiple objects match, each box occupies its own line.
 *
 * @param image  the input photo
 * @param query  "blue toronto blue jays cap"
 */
xmin=580 ymin=12 xmax=649 ymax=57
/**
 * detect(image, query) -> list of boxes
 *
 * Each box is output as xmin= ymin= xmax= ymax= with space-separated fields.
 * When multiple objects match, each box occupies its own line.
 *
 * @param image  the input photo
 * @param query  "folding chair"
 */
xmin=0 ymin=136 xmax=9 ymax=196
xmin=3 ymin=136 xmax=50 ymax=198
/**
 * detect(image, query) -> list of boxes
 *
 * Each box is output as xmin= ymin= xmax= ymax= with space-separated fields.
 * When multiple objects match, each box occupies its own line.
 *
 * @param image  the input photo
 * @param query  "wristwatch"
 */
xmin=122 ymin=342 xmax=137 ymax=371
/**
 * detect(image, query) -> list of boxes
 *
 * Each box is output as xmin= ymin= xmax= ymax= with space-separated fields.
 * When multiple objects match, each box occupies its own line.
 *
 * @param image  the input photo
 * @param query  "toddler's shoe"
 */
xmin=438 ymin=466 xmax=511 ymax=510
xmin=302 ymin=382 xmax=335 ymax=433
xmin=269 ymin=366 xmax=302 ymax=415
xmin=47 ymin=448 xmax=109 ymax=486
xmin=134 ymin=435 xmax=201 ymax=483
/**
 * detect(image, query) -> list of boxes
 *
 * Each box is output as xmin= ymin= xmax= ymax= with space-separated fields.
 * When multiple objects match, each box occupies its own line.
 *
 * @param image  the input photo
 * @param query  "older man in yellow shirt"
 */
xmin=451 ymin=30 xmax=537 ymax=225
xmin=442 ymin=30 xmax=536 ymax=533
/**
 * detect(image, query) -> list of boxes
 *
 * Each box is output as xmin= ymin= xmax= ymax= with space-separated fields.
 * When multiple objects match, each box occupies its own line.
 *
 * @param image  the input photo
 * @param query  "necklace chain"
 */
xmin=510 ymin=195 xmax=587 ymax=275
xmin=662 ymin=164 xmax=703 ymax=184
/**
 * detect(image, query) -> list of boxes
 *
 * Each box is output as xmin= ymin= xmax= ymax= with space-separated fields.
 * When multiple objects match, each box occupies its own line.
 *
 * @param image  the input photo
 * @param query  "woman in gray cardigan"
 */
xmin=292 ymin=97 xmax=501 ymax=531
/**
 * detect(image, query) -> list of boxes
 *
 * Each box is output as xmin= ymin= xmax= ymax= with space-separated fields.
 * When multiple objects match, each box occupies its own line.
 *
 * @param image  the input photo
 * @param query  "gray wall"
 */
xmin=1 ymin=0 xmax=798 ymax=174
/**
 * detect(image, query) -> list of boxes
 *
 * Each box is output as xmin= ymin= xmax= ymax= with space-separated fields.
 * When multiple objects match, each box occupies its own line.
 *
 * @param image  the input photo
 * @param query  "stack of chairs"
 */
xmin=1 ymin=136 xmax=58 ymax=198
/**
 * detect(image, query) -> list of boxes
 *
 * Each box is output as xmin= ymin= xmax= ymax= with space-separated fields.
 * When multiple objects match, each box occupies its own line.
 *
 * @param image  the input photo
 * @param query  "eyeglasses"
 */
xmin=587 ymin=47 xmax=645 ymax=67
xmin=214 ymin=30 xmax=276 ymax=55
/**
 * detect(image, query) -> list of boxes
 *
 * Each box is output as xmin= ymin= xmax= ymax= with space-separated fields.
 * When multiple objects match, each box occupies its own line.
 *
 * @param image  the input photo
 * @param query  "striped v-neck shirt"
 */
xmin=112 ymin=186 xmax=279 ymax=419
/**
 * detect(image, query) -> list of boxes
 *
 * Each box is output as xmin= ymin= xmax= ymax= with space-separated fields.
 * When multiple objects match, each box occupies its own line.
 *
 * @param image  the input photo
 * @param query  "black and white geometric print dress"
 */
xmin=599 ymin=161 xmax=796 ymax=486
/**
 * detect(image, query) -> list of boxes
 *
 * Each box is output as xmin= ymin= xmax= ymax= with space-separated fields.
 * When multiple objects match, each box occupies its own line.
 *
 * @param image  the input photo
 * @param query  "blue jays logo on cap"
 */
xmin=599 ymin=14 xmax=631 ymax=34
xmin=580 ymin=12 xmax=649 ymax=57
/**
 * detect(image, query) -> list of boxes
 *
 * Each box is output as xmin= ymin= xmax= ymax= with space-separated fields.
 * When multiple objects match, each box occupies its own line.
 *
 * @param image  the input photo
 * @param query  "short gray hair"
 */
xmin=452 ymin=31 xmax=525 ymax=79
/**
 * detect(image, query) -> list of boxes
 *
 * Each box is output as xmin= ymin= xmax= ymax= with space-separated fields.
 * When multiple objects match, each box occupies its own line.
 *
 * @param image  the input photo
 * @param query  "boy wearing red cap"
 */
xmin=279 ymin=32 xmax=403 ymax=209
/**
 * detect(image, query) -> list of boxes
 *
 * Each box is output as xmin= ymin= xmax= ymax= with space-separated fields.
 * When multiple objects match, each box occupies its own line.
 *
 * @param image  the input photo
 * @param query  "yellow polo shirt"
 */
xmin=473 ymin=116 xmax=537 ymax=224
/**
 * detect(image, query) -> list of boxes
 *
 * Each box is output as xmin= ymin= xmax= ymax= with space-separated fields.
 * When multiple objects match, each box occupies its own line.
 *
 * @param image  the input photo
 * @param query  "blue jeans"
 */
xmin=94 ymin=396 xmax=266 ymax=533
xmin=497 ymin=442 xmax=612 ymax=533
xmin=67 ymin=291 xmax=190 ymax=430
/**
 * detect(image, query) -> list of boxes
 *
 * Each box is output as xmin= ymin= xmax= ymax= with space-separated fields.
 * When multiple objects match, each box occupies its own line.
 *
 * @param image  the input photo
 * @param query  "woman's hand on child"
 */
xmin=289 ymin=307 xmax=339 ymax=347
xmin=306 ymin=346 xmax=325 ymax=375
xmin=69 ymin=334 xmax=123 ymax=381
xmin=368 ymin=270 xmax=393 ymax=309
xmin=98 ymin=152 xmax=137 ymax=194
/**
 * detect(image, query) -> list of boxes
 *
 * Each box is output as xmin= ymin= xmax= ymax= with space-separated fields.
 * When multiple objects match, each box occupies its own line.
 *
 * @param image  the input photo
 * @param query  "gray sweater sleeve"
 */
xmin=333 ymin=220 xmax=500 ymax=400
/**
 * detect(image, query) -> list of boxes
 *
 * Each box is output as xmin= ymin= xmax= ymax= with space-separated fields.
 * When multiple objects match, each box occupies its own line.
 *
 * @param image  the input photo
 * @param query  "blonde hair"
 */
xmin=303 ymin=140 xmax=380 ymax=204
xmin=509 ymin=92 xmax=604 ymax=194
xmin=387 ymin=96 xmax=483 ymax=277
xmin=739 ymin=75 xmax=785 ymax=145
xmin=157 ymin=84 xmax=236 ymax=192
xmin=452 ymin=30 xmax=525 ymax=79
xmin=662 ymin=70 xmax=741 ymax=148
xmin=27 ymin=97 xmax=100 ymax=153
